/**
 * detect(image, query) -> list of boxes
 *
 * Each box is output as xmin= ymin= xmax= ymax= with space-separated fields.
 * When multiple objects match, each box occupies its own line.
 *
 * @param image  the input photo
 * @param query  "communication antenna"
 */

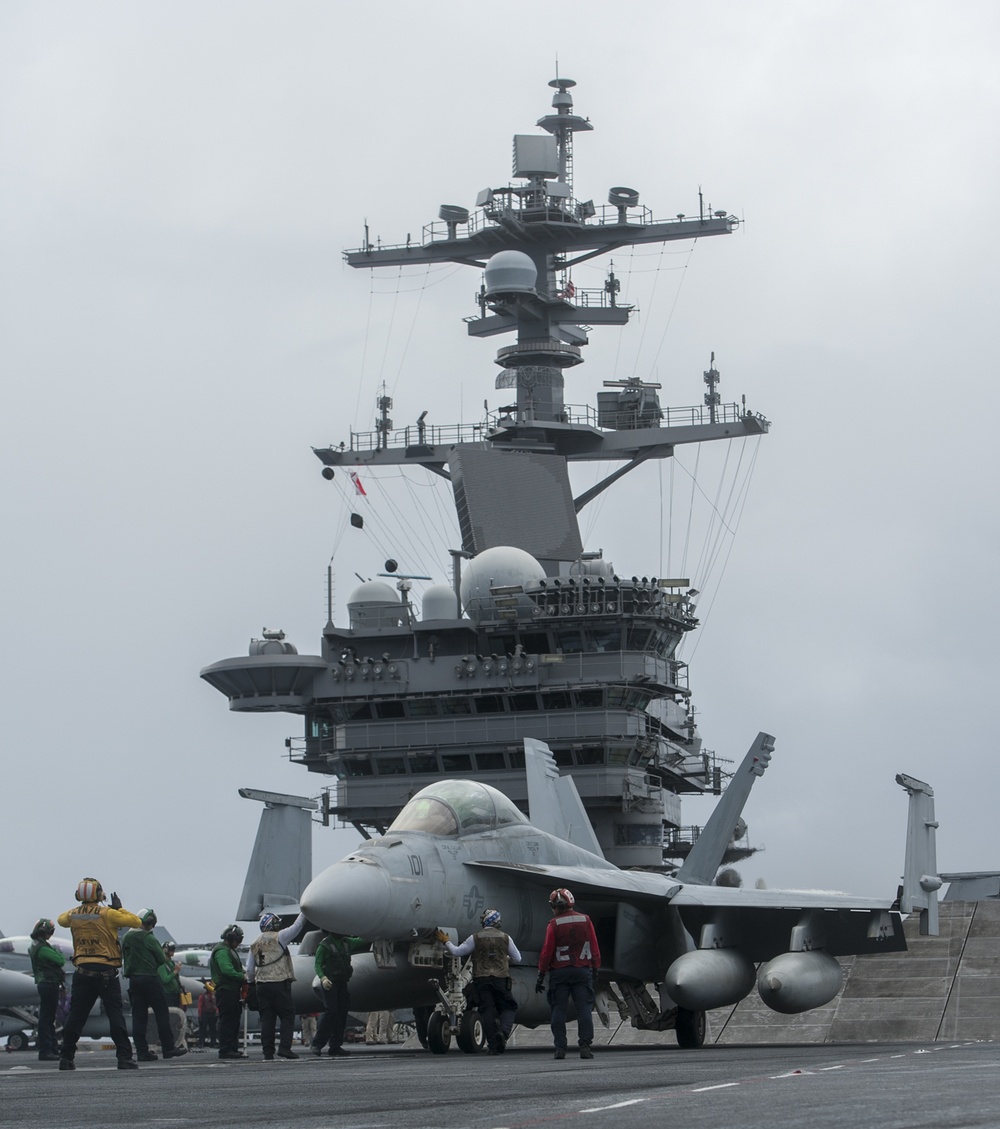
xmin=703 ymin=352 xmax=721 ymax=424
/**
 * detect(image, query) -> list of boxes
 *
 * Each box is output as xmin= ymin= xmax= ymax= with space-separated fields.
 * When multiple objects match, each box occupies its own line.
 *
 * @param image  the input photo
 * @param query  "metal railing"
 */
xmin=331 ymin=401 xmax=758 ymax=456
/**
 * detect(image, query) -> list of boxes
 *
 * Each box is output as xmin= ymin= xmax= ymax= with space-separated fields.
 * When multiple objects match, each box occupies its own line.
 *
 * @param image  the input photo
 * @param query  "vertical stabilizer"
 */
xmin=236 ymin=788 xmax=317 ymax=921
xmin=524 ymin=738 xmax=604 ymax=857
xmin=895 ymin=773 xmax=941 ymax=936
xmin=676 ymin=732 xmax=775 ymax=885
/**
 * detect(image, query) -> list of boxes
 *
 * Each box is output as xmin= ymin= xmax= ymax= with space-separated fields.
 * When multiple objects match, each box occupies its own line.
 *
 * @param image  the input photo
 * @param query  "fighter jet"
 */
xmin=0 ymin=928 xmax=206 ymax=1051
xmin=0 ymin=931 xmax=74 ymax=1045
xmin=295 ymin=736 xmax=938 ymax=1052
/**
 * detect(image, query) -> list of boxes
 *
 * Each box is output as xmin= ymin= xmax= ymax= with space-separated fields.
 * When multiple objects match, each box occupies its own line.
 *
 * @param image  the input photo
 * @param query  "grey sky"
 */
xmin=2 ymin=0 xmax=998 ymax=941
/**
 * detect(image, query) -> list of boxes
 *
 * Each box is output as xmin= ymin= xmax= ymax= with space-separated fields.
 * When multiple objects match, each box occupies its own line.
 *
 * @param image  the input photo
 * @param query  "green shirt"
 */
xmin=315 ymin=935 xmax=366 ymax=984
xmin=210 ymin=942 xmax=246 ymax=989
xmin=122 ymin=928 xmax=168 ymax=978
xmin=29 ymin=939 xmax=66 ymax=985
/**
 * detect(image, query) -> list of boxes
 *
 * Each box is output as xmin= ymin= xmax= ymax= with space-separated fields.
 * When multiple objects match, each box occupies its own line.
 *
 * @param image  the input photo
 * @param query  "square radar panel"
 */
xmin=451 ymin=447 xmax=583 ymax=564
xmin=513 ymin=135 xmax=559 ymax=178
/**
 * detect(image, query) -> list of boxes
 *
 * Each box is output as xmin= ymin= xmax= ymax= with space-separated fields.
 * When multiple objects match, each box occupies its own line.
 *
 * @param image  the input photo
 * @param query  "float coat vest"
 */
xmin=250 ymin=932 xmax=294 ymax=982
xmin=471 ymin=927 xmax=510 ymax=978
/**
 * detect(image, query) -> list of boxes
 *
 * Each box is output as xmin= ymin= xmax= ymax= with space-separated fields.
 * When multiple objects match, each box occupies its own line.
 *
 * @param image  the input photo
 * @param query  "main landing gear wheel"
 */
xmin=426 ymin=1011 xmax=452 ymax=1054
xmin=675 ymin=1008 xmax=706 ymax=1049
xmin=456 ymin=1010 xmax=486 ymax=1054
xmin=5 ymin=1032 xmax=30 ymax=1052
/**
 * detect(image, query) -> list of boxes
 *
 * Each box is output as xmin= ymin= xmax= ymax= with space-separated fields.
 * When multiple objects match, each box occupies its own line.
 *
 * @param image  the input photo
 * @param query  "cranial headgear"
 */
xmin=76 ymin=878 xmax=103 ymax=904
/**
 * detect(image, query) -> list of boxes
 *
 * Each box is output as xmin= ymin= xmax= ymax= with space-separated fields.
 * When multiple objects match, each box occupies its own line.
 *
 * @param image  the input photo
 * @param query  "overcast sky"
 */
xmin=2 ymin=0 xmax=998 ymax=943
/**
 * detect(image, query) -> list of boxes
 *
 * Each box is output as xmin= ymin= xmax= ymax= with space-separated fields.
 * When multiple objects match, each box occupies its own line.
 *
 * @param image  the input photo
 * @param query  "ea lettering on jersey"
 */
xmin=554 ymin=939 xmax=593 ymax=964
xmin=547 ymin=913 xmax=600 ymax=969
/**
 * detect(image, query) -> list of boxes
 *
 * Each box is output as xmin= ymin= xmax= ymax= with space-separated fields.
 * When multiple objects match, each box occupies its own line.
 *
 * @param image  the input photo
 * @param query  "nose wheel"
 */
xmin=426 ymin=1011 xmax=452 ymax=1054
xmin=456 ymin=1009 xmax=487 ymax=1054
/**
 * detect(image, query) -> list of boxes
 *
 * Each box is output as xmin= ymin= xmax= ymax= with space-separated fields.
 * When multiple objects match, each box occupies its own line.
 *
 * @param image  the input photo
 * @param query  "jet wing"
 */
xmin=466 ymin=860 xmax=905 ymax=959
xmin=464 ymin=858 xmax=677 ymax=903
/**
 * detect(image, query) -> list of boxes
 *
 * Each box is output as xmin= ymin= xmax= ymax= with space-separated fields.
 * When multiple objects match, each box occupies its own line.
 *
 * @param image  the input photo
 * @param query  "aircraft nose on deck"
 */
xmin=301 ymin=860 xmax=393 ymax=937
xmin=0 ymin=967 xmax=39 ymax=1005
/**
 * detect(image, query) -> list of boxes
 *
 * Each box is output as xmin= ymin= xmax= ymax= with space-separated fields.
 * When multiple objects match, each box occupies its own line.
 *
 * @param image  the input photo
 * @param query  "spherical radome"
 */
xmin=484 ymin=250 xmax=537 ymax=296
xmin=460 ymin=546 xmax=544 ymax=609
xmin=347 ymin=580 xmax=398 ymax=606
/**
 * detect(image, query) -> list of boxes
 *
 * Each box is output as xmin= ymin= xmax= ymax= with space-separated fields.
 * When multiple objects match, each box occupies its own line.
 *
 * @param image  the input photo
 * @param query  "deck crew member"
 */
xmin=57 ymin=878 xmax=142 ymax=1070
xmin=536 ymin=887 xmax=601 ymax=1060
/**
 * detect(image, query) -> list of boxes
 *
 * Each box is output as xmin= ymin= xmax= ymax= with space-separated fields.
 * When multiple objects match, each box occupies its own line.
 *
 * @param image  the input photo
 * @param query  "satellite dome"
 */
xmin=348 ymin=580 xmax=398 ymax=606
xmin=421 ymin=585 xmax=459 ymax=621
xmin=347 ymin=580 xmax=404 ymax=629
xmin=484 ymin=251 xmax=537 ymax=297
xmin=460 ymin=546 xmax=544 ymax=611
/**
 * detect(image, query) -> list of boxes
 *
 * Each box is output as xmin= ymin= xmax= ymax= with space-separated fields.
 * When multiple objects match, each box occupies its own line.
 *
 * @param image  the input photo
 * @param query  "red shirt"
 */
xmin=538 ymin=911 xmax=601 ymax=972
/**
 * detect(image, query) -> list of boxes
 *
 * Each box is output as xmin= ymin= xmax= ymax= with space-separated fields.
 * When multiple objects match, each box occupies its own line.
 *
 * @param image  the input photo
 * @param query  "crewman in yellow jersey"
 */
xmin=57 ymin=877 xmax=142 ymax=1071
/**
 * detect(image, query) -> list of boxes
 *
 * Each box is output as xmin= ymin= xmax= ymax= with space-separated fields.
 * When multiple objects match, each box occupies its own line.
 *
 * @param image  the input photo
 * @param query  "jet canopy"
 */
xmin=388 ymin=779 xmax=528 ymax=837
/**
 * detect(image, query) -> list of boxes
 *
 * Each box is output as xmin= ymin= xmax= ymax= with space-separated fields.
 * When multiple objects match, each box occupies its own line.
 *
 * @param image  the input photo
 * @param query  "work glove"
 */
xmin=433 ymin=929 xmax=449 ymax=944
xmin=321 ymin=977 xmax=333 ymax=990
xmin=110 ymin=891 xmax=122 ymax=910
xmin=534 ymin=974 xmax=545 ymax=994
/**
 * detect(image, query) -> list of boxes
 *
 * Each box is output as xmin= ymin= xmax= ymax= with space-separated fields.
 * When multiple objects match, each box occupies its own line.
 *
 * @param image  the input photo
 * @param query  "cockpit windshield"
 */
xmin=388 ymin=779 xmax=528 ymax=836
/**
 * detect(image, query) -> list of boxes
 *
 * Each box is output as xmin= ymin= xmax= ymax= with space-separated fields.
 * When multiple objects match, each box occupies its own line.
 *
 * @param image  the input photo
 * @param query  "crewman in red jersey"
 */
xmin=535 ymin=887 xmax=600 ymax=1060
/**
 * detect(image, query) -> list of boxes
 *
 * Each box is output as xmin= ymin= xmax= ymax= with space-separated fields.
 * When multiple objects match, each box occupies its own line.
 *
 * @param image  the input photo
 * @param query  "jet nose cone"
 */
xmin=301 ymin=859 xmax=393 ymax=937
xmin=0 ymin=967 xmax=39 ymax=1005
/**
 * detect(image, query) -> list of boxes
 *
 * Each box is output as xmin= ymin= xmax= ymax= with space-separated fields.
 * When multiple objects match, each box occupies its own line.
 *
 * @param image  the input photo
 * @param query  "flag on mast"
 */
xmin=349 ymin=471 xmax=367 ymax=496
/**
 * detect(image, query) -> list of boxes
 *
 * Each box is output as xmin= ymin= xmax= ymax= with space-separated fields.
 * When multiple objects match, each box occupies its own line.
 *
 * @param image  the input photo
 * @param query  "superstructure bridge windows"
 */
xmin=374 ymin=701 xmax=406 ymax=719
xmin=441 ymin=751 xmax=473 ymax=772
xmin=309 ymin=717 xmax=333 ymax=740
xmin=407 ymin=699 xmax=439 ymax=717
xmin=376 ymin=755 xmax=408 ymax=775
xmin=441 ymin=697 xmax=472 ymax=715
xmin=317 ymin=738 xmax=664 ymax=782
xmin=510 ymin=693 xmax=539 ymax=711
xmin=409 ymin=752 xmax=439 ymax=774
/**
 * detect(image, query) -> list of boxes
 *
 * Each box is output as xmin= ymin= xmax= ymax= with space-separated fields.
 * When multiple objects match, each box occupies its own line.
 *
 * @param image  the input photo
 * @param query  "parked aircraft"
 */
xmin=288 ymin=736 xmax=938 ymax=1052
xmin=0 ymin=927 xmax=206 ymax=1050
xmin=0 ymin=931 xmax=74 ymax=1043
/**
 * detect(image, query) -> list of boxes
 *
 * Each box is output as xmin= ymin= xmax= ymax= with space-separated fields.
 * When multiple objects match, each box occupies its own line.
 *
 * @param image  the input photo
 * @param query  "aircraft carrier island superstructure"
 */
xmin=201 ymin=78 xmax=770 ymax=871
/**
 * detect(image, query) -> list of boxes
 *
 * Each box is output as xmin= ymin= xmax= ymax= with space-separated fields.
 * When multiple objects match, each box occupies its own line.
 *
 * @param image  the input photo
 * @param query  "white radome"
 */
xmin=460 ymin=545 xmax=544 ymax=610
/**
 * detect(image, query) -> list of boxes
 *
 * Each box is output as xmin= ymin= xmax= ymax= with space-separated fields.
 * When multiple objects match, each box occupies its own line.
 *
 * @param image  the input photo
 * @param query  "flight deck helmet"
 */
xmin=221 ymin=924 xmax=244 ymax=945
xmin=138 ymin=908 xmax=157 ymax=928
xmin=549 ymin=888 xmax=575 ymax=911
xmin=481 ymin=909 xmax=502 ymax=929
xmin=259 ymin=912 xmax=282 ymax=932
xmin=31 ymin=918 xmax=55 ymax=940
xmin=76 ymin=878 xmax=103 ymax=904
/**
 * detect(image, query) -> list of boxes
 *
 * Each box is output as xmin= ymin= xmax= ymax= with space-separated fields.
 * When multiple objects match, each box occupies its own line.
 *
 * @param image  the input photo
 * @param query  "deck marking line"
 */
xmin=579 ymin=1099 xmax=646 ymax=1112
xmin=691 ymin=1082 xmax=740 ymax=1092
